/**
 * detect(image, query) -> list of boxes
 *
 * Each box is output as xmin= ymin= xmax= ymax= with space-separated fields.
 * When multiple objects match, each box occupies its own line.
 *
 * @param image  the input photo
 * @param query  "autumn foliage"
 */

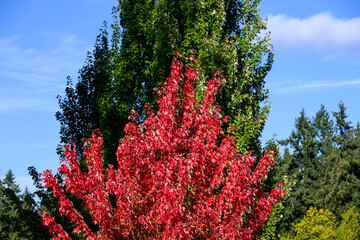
xmin=41 ymin=54 xmax=284 ymax=239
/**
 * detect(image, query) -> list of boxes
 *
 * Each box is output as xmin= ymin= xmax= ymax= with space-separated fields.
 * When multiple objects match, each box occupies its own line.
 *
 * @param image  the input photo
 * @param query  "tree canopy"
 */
xmin=0 ymin=170 xmax=49 ymax=239
xmin=41 ymin=54 xmax=284 ymax=239
xmin=56 ymin=0 xmax=273 ymax=169
xmin=275 ymin=103 xmax=360 ymax=235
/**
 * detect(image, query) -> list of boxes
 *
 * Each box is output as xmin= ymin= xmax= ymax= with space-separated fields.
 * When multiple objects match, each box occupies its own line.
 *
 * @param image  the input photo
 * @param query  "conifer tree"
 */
xmin=277 ymin=109 xmax=321 ymax=233
xmin=277 ymin=103 xmax=360 ymax=235
xmin=0 ymin=170 xmax=21 ymax=239
xmin=0 ymin=170 xmax=49 ymax=239
xmin=311 ymin=105 xmax=335 ymax=209
xmin=313 ymin=105 xmax=334 ymax=157
xmin=319 ymin=103 xmax=360 ymax=217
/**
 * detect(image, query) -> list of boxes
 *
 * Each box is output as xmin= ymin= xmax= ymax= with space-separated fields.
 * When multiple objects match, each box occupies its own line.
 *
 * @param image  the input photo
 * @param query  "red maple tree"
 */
xmin=41 ymin=53 xmax=284 ymax=239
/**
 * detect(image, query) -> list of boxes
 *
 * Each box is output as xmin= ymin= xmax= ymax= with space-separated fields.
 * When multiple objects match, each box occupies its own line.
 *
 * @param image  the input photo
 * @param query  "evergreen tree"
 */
xmin=311 ymin=105 xmax=335 ymax=209
xmin=0 ymin=170 xmax=49 ymax=239
xmin=0 ymin=170 xmax=21 ymax=239
xmin=312 ymin=105 xmax=334 ymax=157
xmin=276 ymin=103 xmax=360 ymax=235
xmin=277 ymin=109 xmax=321 ymax=234
xmin=320 ymin=103 xmax=360 ymax=217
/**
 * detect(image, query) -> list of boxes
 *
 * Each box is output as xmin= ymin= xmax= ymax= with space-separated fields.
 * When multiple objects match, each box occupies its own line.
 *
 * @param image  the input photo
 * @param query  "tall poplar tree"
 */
xmin=56 ymin=0 xmax=274 ymax=168
xmin=111 ymin=0 xmax=273 ymax=154
xmin=56 ymin=24 xmax=110 ymax=161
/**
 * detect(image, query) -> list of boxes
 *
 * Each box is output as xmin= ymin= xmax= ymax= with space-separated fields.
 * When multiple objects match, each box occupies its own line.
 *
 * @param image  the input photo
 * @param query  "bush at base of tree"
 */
xmin=41 ymin=54 xmax=285 ymax=239
xmin=281 ymin=206 xmax=360 ymax=240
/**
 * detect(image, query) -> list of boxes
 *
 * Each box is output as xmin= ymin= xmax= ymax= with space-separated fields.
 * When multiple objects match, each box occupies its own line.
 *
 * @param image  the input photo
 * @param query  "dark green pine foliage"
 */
xmin=277 ymin=109 xmax=321 ymax=234
xmin=312 ymin=105 xmax=335 ymax=209
xmin=319 ymin=103 xmax=360 ymax=217
xmin=0 ymin=170 xmax=21 ymax=239
xmin=276 ymin=103 xmax=360 ymax=236
xmin=0 ymin=170 xmax=49 ymax=239
xmin=312 ymin=105 xmax=334 ymax=157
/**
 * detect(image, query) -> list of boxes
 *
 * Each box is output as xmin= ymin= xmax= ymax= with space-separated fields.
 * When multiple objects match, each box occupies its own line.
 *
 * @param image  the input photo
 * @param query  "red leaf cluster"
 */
xmin=41 ymin=54 xmax=284 ymax=239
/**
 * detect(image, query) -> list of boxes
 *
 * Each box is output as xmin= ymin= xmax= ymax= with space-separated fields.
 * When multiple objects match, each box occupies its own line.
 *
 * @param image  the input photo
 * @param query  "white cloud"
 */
xmin=268 ymin=12 xmax=360 ymax=51
xmin=270 ymin=79 xmax=360 ymax=94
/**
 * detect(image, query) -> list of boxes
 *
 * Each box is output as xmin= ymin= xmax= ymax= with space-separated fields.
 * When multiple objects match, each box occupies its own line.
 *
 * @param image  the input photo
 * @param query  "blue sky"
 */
xmin=0 ymin=0 xmax=359 ymax=192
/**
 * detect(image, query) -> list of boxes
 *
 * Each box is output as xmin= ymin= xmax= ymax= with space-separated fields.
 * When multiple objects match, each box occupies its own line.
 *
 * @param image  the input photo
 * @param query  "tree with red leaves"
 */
xmin=41 ymin=54 xmax=284 ymax=239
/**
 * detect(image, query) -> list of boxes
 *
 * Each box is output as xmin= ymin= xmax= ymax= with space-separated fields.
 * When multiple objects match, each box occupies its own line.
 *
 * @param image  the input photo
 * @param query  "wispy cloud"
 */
xmin=268 ymin=12 xmax=360 ymax=51
xmin=270 ymin=79 xmax=360 ymax=94
xmin=0 ymin=97 xmax=57 ymax=112
xmin=0 ymin=33 xmax=90 ymax=112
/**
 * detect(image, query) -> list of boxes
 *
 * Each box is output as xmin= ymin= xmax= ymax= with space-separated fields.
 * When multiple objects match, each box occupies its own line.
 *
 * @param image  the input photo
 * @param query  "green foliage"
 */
xmin=0 ymin=170 xmax=49 ymax=239
xmin=281 ymin=206 xmax=360 ymax=240
xmin=56 ymin=0 xmax=274 ymax=169
xmin=317 ymin=103 xmax=360 ymax=216
xmin=261 ymin=161 xmax=295 ymax=240
xmin=55 ymin=23 xmax=111 ymax=166
xmin=276 ymin=103 xmax=360 ymax=235
xmin=260 ymin=198 xmax=285 ymax=240
xmin=337 ymin=207 xmax=360 ymax=239
xmin=0 ymin=170 xmax=20 ymax=239
xmin=276 ymin=109 xmax=320 ymax=233
xmin=52 ymin=0 xmax=275 ymax=236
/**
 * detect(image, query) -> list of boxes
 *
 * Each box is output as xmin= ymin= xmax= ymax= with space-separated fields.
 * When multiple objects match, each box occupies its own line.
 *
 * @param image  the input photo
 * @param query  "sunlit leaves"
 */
xmin=41 ymin=55 xmax=283 ymax=239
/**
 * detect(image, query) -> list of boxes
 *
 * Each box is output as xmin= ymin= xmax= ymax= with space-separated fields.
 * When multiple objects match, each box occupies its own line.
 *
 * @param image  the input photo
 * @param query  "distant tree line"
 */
xmin=272 ymin=102 xmax=360 ymax=238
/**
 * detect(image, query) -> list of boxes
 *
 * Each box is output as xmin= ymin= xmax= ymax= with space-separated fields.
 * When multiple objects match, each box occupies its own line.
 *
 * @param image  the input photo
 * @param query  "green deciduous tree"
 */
xmin=56 ymin=0 xmax=274 ymax=169
xmin=281 ymin=206 xmax=360 ymax=240
xmin=113 ymin=0 xmax=273 ymax=154
xmin=55 ymin=24 xmax=111 ymax=165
